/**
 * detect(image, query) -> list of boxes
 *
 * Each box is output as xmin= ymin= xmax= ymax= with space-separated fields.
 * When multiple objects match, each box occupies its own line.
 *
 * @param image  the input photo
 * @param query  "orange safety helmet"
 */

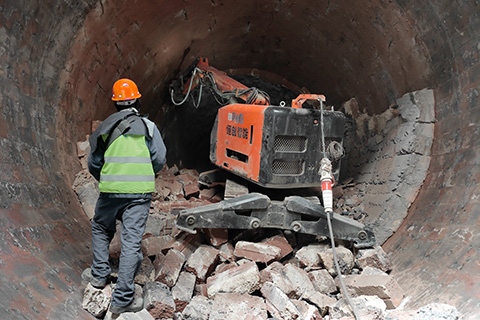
xmin=111 ymin=78 xmax=142 ymax=101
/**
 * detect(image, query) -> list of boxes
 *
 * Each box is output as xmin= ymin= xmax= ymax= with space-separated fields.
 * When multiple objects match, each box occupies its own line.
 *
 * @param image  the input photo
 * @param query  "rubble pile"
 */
xmin=73 ymin=109 xmax=460 ymax=319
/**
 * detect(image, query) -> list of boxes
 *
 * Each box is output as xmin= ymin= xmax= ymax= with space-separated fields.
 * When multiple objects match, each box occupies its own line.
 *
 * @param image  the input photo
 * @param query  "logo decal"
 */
xmin=228 ymin=112 xmax=244 ymax=125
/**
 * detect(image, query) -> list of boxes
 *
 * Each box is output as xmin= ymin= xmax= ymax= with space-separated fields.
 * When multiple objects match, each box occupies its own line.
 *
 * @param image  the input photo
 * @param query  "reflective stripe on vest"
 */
xmin=99 ymin=134 xmax=155 ymax=193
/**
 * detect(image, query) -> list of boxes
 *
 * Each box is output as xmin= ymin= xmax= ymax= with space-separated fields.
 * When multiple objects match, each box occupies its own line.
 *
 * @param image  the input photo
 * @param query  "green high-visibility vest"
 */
xmin=99 ymin=134 xmax=155 ymax=193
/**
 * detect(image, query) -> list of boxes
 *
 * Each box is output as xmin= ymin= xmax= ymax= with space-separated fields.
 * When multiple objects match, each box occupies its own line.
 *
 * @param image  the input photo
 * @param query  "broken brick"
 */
xmin=213 ymin=261 xmax=238 ymax=275
xmin=292 ymin=299 xmax=322 ymax=320
xmin=337 ymin=274 xmax=404 ymax=309
xmin=141 ymin=235 xmax=175 ymax=257
xmin=171 ymin=232 xmax=205 ymax=260
xmin=330 ymin=295 xmax=387 ymax=319
xmin=206 ymin=260 xmax=261 ymax=298
xmin=308 ymin=269 xmax=337 ymax=294
xmin=144 ymin=281 xmax=175 ymax=319
xmin=172 ymin=271 xmax=196 ymax=313
xmin=261 ymin=233 xmax=293 ymax=259
xmin=182 ymin=296 xmax=212 ymax=320
xmin=295 ymin=243 xmax=329 ymax=268
xmin=260 ymin=281 xmax=301 ymax=320
xmin=179 ymin=168 xmax=200 ymax=178
xmin=82 ymin=283 xmax=112 ymax=318
xmin=185 ymin=244 xmax=219 ymax=282
xmin=304 ymin=291 xmax=337 ymax=316
xmin=210 ymin=292 xmax=268 ymax=320
xmin=199 ymin=186 xmax=223 ymax=203
xmin=202 ymin=228 xmax=228 ymax=247
xmin=281 ymin=263 xmax=316 ymax=299
xmin=233 ymin=240 xmax=281 ymax=263
xmin=176 ymin=173 xmax=200 ymax=198
xmin=184 ymin=183 xmax=200 ymax=198
xmin=356 ymin=246 xmax=393 ymax=273
xmin=319 ymin=245 xmax=355 ymax=276
xmin=194 ymin=283 xmax=208 ymax=297
xmin=154 ymin=249 xmax=185 ymax=287
xmin=152 ymin=253 xmax=166 ymax=275
xmin=134 ymin=257 xmax=155 ymax=286
xmin=259 ymin=262 xmax=296 ymax=298
xmin=217 ymin=242 xmax=235 ymax=262
xmin=77 ymin=139 xmax=90 ymax=158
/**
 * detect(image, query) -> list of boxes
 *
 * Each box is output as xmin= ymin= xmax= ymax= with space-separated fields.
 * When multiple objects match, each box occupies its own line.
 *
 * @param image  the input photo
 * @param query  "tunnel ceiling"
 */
xmin=1 ymin=0 xmax=480 ymax=318
xmin=63 ymin=0 xmax=432 ymax=135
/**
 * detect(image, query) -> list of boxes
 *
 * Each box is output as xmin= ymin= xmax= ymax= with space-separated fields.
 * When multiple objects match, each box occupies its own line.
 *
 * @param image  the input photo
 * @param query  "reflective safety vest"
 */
xmin=99 ymin=134 xmax=155 ymax=193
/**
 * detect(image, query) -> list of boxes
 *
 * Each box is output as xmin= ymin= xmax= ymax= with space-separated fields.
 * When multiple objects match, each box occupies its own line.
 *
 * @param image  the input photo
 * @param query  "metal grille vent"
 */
xmin=272 ymin=159 xmax=304 ymax=175
xmin=274 ymin=135 xmax=307 ymax=152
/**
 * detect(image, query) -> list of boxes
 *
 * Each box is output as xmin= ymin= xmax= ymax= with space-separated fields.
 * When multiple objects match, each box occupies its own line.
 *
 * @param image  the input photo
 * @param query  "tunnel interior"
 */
xmin=1 ymin=0 xmax=479 ymax=319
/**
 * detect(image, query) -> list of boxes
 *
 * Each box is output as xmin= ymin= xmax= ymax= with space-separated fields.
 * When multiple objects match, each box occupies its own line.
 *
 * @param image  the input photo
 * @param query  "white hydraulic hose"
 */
xmin=319 ymin=99 xmax=361 ymax=320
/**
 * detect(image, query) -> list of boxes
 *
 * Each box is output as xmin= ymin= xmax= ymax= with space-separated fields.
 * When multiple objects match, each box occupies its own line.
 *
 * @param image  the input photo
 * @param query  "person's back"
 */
xmin=85 ymin=78 xmax=166 ymax=314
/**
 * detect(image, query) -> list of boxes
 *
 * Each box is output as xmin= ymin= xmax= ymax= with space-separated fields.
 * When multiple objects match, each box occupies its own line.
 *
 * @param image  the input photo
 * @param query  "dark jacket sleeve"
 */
xmin=147 ymin=125 xmax=167 ymax=174
xmin=87 ymin=134 xmax=105 ymax=181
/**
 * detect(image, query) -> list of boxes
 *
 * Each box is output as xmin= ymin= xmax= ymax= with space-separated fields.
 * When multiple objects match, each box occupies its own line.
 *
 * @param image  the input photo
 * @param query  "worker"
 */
xmin=85 ymin=78 xmax=167 ymax=314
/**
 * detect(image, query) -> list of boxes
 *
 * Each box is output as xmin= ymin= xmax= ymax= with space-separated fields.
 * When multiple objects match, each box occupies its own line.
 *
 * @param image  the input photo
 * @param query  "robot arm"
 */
xmin=171 ymin=57 xmax=270 ymax=106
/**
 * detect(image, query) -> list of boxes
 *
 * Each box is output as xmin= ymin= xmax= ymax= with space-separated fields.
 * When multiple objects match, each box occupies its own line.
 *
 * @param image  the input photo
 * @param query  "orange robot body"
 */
xmin=211 ymin=103 xmax=346 ymax=188
xmin=213 ymin=103 xmax=268 ymax=182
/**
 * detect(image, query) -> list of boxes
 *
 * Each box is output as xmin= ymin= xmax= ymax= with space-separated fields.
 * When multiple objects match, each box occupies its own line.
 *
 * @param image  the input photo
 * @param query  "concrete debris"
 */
xmin=82 ymin=283 xmax=112 ymax=318
xmin=217 ymin=242 xmax=235 ymax=262
xmin=182 ymin=296 xmax=212 ymax=320
xmin=413 ymin=303 xmax=461 ymax=320
xmin=292 ymin=299 xmax=322 ymax=320
xmin=193 ymin=283 xmax=208 ymax=297
xmin=337 ymin=274 xmax=404 ymax=309
xmin=384 ymin=302 xmax=461 ymax=320
xmin=295 ymin=243 xmax=329 ymax=268
xmin=319 ymin=246 xmax=355 ymax=276
xmin=308 ymin=269 xmax=337 ymax=294
xmin=361 ymin=266 xmax=389 ymax=276
xmin=213 ymin=261 xmax=238 ymax=275
xmin=72 ymin=170 xmax=99 ymax=220
xmin=75 ymin=126 xmax=458 ymax=319
xmin=330 ymin=295 xmax=387 ymax=319
xmin=260 ymin=261 xmax=297 ymax=298
xmin=356 ymin=246 xmax=393 ymax=273
xmin=116 ymin=309 xmax=156 ymax=319
xmin=281 ymin=263 xmax=316 ymax=299
xmin=144 ymin=281 xmax=176 ymax=319
xmin=261 ymin=281 xmax=301 ymax=320
xmin=209 ymin=292 xmax=267 ymax=320
xmin=306 ymin=291 xmax=337 ymax=315
xmin=206 ymin=260 xmax=261 ymax=298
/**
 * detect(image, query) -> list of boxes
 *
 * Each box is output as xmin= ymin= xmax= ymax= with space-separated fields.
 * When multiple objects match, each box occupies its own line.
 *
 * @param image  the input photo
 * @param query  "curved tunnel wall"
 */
xmin=0 ymin=1 xmax=479 ymax=318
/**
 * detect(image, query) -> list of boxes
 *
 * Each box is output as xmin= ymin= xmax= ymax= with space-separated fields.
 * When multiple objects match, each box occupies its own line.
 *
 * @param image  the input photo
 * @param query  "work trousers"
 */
xmin=91 ymin=194 xmax=151 ymax=307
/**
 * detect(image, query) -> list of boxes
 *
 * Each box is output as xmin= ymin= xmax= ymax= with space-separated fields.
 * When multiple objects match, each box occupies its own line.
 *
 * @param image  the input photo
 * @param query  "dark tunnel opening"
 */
xmin=1 ymin=0 xmax=479 ymax=319
xmin=162 ymin=73 xmax=300 ymax=172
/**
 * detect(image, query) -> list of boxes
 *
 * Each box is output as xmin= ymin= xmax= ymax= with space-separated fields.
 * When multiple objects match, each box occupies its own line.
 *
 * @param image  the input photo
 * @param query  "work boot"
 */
xmin=81 ymin=267 xmax=107 ymax=289
xmin=109 ymin=297 xmax=144 ymax=314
